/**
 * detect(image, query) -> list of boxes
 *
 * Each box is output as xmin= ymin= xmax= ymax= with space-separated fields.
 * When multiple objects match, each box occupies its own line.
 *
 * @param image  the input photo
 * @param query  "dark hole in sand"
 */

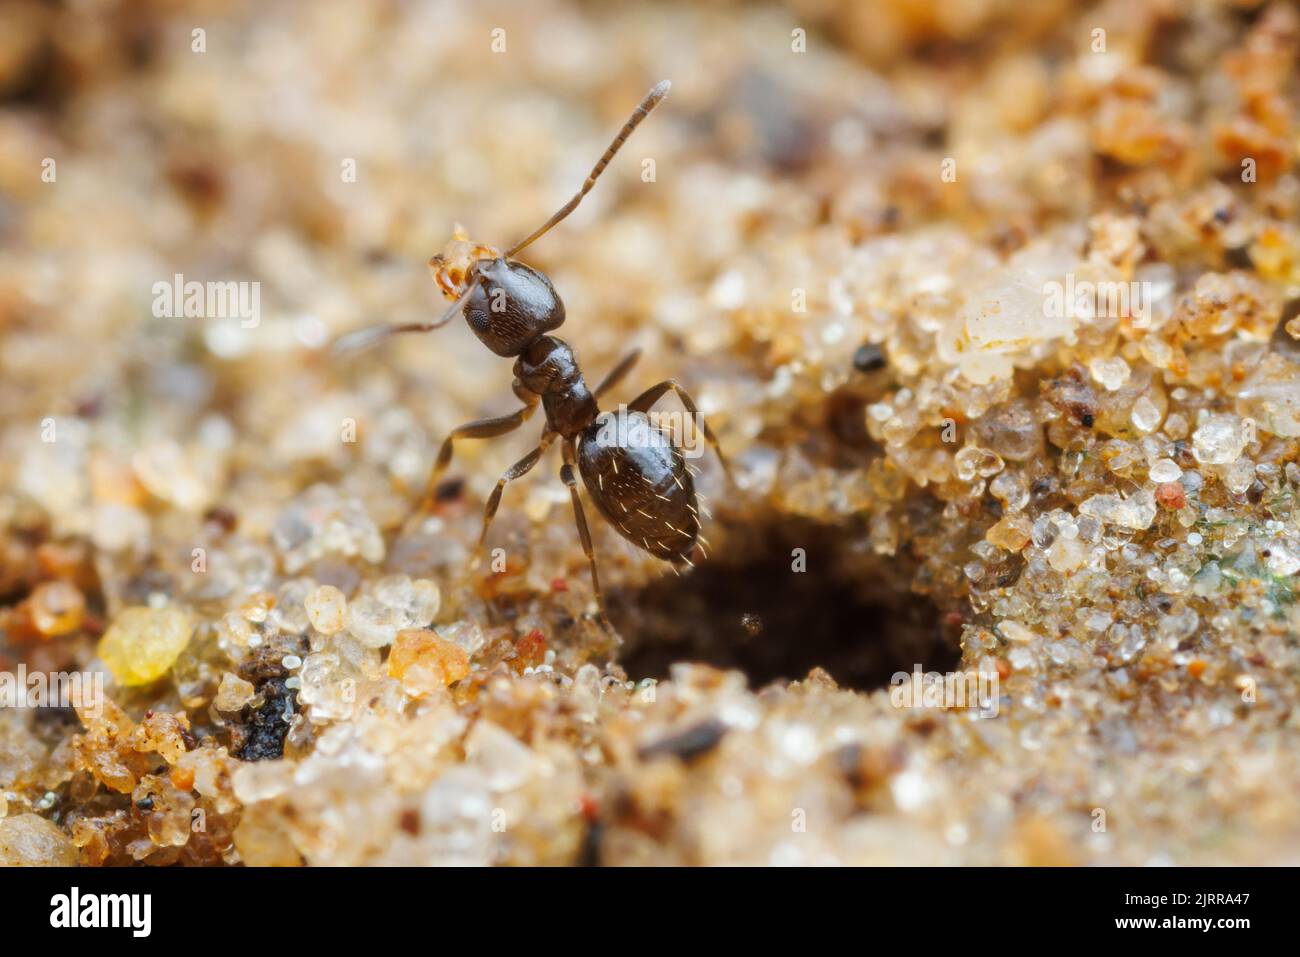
xmin=611 ymin=517 xmax=962 ymax=691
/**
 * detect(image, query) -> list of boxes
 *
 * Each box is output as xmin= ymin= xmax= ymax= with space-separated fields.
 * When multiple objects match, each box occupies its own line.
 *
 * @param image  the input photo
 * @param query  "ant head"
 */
xmin=462 ymin=256 xmax=565 ymax=357
xmin=429 ymin=226 xmax=564 ymax=357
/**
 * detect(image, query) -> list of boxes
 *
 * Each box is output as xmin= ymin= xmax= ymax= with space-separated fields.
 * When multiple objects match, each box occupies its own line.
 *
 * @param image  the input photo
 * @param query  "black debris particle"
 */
xmin=853 ymin=342 xmax=888 ymax=373
xmin=231 ymin=644 xmax=303 ymax=762
xmin=233 ymin=675 xmax=297 ymax=762
xmin=638 ymin=718 xmax=729 ymax=763
xmin=434 ymin=477 xmax=465 ymax=502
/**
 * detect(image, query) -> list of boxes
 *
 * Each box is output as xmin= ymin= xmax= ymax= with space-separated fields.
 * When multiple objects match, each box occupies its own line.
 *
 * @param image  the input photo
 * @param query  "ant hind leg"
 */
xmin=560 ymin=441 xmax=612 ymax=632
xmin=593 ymin=347 xmax=642 ymax=400
xmin=626 ymin=378 xmax=732 ymax=483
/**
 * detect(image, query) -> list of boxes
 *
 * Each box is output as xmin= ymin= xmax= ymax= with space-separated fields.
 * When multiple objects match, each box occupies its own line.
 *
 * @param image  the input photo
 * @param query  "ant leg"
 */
xmin=471 ymin=433 xmax=556 ymax=566
xmin=414 ymin=394 xmax=538 ymax=515
xmin=593 ymin=347 xmax=641 ymax=400
xmin=560 ymin=440 xmax=611 ymax=630
xmin=626 ymin=379 xmax=733 ymax=482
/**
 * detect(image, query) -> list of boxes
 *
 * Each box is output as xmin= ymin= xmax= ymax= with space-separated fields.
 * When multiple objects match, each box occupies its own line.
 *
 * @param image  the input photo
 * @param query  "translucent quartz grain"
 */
xmin=0 ymin=815 xmax=79 ymax=866
xmin=98 ymin=607 xmax=194 ymax=687
xmin=305 ymin=585 xmax=348 ymax=634
xmin=1148 ymin=459 xmax=1182 ymax=483
xmin=1192 ymin=414 xmax=1247 ymax=465
xmin=387 ymin=628 xmax=470 ymax=696
xmin=215 ymin=672 xmax=255 ymax=711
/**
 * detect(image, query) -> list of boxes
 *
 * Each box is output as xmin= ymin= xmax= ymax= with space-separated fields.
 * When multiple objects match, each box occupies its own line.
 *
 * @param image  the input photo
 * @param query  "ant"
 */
xmin=334 ymin=81 xmax=731 ymax=628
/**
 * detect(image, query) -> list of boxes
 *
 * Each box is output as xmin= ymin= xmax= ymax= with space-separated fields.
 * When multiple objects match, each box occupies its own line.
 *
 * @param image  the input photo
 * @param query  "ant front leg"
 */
xmin=413 ymin=383 xmax=538 ymax=517
xmin=560 ymin=439 xmax=612 ymax=631
xmin=626 ymin=378 xmax=733 ymax=483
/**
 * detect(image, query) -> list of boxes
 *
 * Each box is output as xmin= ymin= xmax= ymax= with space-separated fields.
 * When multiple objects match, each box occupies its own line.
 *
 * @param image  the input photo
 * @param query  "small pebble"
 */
xmin=98 ymin=606 xmax=194 ymax=687
xmin=387 ymin=628 xmax=470 ymax=696
xmin=215 ymin=672 xmax=256 ymax=712
xmin=0 ymin=814 xmax=79 ymax=866
xmin=29 ymin=581 xmax=85 ymax=637
xmin=853 ymin=342 xmax=887 ymax=373
xmin=305 ymin=585 xmax=348 ymax=635
xmin=1148 ymin=459 xmax=1182 ymax=483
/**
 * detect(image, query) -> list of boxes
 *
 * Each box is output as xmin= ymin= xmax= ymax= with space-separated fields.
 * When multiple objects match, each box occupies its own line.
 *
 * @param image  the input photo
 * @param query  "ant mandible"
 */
xmin=334 ymin=81 xmax=731 ymax=628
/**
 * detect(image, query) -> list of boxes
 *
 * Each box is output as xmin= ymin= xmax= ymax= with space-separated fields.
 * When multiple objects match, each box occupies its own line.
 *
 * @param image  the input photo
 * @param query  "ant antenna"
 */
xmin=503 ymin=79 xmax=671 ymax=259
xmin=330 ymin=80 xmax=670 ymax=356
xmin=330 ymin=287 xmax=470 ymax=355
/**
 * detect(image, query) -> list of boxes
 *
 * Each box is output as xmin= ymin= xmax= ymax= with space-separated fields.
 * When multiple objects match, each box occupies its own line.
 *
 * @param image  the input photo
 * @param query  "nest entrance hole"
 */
xmin=610 ymin=516 xmax=962 ymax=692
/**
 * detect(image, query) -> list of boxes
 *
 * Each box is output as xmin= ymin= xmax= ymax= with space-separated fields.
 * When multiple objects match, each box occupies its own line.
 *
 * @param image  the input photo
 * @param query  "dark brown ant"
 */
xmin=334 ymin=81 xmax=731 ymax=628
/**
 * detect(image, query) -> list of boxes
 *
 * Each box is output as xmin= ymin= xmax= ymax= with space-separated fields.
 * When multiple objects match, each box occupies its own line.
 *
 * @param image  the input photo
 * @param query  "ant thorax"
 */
xmin=428 ymin=225 xmax=500 ymax=300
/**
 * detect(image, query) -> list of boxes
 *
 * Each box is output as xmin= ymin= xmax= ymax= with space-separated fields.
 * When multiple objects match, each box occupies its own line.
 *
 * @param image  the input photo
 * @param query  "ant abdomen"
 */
xmin=577 ymin=412 xmax=701 ymax=564
xmin=463 ymin=258 xmax=565 ymax=357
